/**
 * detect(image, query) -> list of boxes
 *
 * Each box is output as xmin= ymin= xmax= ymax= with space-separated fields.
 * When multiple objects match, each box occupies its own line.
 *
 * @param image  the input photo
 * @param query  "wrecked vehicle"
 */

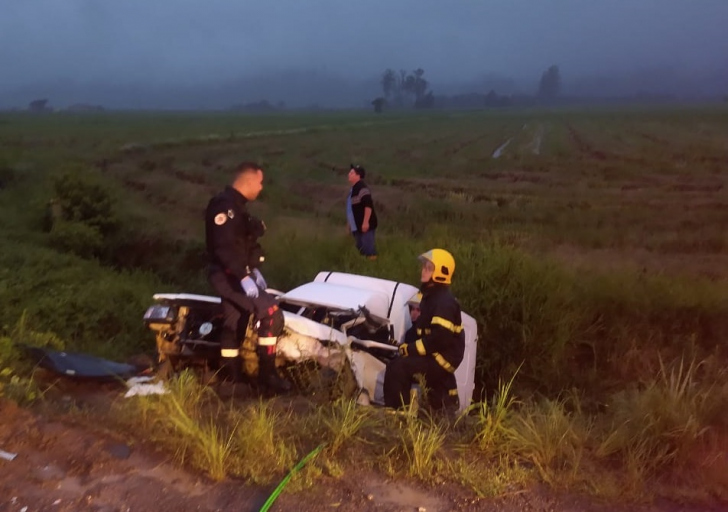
xmin=143 ymin=271 xmax=478 ymax=411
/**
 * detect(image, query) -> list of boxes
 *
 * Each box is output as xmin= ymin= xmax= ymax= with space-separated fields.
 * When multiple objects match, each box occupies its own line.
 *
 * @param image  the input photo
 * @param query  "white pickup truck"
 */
xmin=144 ymin=271 xmax=478 ymax=412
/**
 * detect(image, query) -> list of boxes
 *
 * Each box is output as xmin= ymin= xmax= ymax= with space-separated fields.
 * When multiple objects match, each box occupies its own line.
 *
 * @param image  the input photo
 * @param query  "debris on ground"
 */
xmin=124 ymin=376 xmax=168 ymax=397
xmin=0 ymin=449 xmax=17 ymax=461
xmin=19 ymin=345 xmax=140 ymax=381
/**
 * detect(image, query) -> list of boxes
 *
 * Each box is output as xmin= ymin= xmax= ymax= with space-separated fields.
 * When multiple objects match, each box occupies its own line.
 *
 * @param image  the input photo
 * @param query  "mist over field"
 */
xmin=2 ymin=0 xmax=727 ymax=109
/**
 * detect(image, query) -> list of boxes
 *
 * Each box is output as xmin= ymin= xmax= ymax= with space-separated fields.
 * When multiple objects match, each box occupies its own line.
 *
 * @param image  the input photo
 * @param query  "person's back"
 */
xmin=416 ymin=283 xmax=464 ymax=372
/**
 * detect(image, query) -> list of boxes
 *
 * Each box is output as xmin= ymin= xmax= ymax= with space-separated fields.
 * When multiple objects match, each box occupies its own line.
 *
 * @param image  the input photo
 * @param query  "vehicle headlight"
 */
xmin=143 ymin=305 xmax=175 ymax=323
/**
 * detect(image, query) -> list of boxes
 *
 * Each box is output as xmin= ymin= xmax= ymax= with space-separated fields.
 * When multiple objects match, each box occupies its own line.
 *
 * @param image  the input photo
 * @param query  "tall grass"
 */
xmin=596 ymin=357 xmax=725 ymax=488
xmin=115 ymin=361 xmax=728 ymax=501
xmin=503 ymin=397 xmax=589 ymax=486
xmin=128 ymin=372 xmax=298 ymax=483
xmin=0 ymin=239 xmax=163 ymax=358
xmin=446 ymin=455 xmax=529 ymax=498
xmin=470 ymin=368 xmax=519 ymax=453
xmin=228 ymin=399 xmax=297 ymax=484
xmin=131 ymin=371 xmax=234 ymax=480
xmin=392 ymin=407 xmax=448 ymax=480
xmin=320 ymin=397 xmax=375 ymax=454
xmin=0 ymin=314 xmax=65 ymax=404
xmin=165 ymin=397 xmax=236 ymax=481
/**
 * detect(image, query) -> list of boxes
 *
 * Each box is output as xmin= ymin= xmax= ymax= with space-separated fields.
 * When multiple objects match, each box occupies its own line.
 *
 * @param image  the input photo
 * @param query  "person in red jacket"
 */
xmin=383 ymin=248 xmax=464 ymax=412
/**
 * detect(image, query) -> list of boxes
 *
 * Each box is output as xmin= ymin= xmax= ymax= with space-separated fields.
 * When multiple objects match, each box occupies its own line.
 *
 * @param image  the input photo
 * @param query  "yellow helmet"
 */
xmin=418 ymin=248 xmax=455 ymax=284
xmin=407 ymin=292 xmax=422 ymax=307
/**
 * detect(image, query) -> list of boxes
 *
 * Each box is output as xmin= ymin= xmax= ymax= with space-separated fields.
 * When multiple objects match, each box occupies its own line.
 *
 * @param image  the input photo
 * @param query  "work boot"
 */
xmin=257 ymin=347 xmax=292 ymax=395
xmin=216 ymin=356 xmax=250 ymax=399
xmin=217 ymin=381 xmax=250 ymax=399
xmin=221 ymin=355 xmax=244 ymax=383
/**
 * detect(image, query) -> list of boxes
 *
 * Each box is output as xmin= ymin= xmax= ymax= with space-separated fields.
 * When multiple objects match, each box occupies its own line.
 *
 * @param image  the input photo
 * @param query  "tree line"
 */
xmin=371 ymin=64 xmax=562 ymax=112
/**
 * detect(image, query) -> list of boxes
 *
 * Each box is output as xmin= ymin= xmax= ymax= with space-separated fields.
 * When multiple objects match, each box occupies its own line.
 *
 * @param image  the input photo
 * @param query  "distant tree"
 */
xmin=396 ymin=69 xmax=408 ymax=106
xmin=28 ymin=98 xmax=51 ymax=112
xmin=372 ymin=97 xmax=386 ymax=113
xmin=380 ymin=67 xmax=432 ymax=108
xmin=484 ymin=89 xmax=513 ymax=108
xmin=404 ymin=68 xmax=428 ymax=105
xmin=403 ymin=74 xmax=415 ymax=100
xmin=398 ymin=69 xmax=408 ymax=88
xmin=410 ymin=68 xmax=429 ymax=102
xmin=381 ymin=69 xmax=396 ymax=100
xmin=538 ymin=65 xmax=561 ymax=100
xmin=414 ymin=91 xmax=434 ymax=109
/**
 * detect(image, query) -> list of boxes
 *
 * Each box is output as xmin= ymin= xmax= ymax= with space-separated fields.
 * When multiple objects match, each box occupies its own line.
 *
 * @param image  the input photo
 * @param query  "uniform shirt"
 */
xmin=205 ymin=186 xmax=266 ymax=281
xmin=349 ymin=180 xmax=378 ymax=232
xmin=411 ymin=283 xmax=465 ymax=373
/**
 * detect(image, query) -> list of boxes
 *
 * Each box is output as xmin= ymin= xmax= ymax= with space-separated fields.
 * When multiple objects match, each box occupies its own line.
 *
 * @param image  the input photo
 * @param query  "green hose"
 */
xmin=258 ymin=443 xmax=325 ymax=512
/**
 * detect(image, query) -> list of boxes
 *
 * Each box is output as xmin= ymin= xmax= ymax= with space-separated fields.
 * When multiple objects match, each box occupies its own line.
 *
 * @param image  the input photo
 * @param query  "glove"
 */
xmin=252 ymin=268 xmax=267 ymax=290
xmin=398 ymin=343 xmax=409 ymax=357
xmin=240 ymin=276 xmax=259 ymax=298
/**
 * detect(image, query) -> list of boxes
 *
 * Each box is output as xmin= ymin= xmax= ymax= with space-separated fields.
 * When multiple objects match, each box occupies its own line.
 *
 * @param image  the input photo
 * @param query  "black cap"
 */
xmin=350 ymin=163 xmax=366 ymax=179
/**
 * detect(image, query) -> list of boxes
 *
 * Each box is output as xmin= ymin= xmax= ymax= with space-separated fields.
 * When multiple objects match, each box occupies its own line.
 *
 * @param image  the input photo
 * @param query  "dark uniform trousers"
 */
xmin=383 ymin=355 xmax=458 ymax=411
xmin=208 ymin=270 xmax=281 ymax=356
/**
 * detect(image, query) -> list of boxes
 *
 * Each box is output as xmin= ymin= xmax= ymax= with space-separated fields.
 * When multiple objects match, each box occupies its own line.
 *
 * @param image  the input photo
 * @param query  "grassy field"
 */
xmin=1 ymin=105 xmax=727 ymax=505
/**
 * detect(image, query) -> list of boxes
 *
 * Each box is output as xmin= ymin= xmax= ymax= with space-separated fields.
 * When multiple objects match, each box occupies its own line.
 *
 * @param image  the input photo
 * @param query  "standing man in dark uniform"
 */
xmin=383 ymin=248 xmax=464 ymax=412
xmin=205 ymin=161 xmax=291 ymax=394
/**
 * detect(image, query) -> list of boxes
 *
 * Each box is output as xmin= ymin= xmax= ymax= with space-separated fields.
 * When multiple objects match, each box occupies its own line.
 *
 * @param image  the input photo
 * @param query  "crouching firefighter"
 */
xmin=383 ymin=249 xmax=464 ymax=412
xmin=204 ymin=161 xmax=291 ymax=394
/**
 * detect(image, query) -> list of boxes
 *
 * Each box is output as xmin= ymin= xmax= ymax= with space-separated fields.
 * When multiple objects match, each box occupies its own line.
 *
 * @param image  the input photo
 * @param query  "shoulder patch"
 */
xmin=214 ymin=213 xmax=227 ymax=225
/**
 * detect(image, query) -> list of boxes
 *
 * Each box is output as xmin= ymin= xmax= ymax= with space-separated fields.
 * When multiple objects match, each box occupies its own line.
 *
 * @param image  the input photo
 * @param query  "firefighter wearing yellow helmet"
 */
xmin=384 ymin=248 xmax=464 ymax=412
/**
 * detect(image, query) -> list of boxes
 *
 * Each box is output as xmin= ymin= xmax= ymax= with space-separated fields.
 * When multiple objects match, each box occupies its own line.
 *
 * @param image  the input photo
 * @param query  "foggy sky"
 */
xmin=1 ymin=0 xmax=727 ymax=108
